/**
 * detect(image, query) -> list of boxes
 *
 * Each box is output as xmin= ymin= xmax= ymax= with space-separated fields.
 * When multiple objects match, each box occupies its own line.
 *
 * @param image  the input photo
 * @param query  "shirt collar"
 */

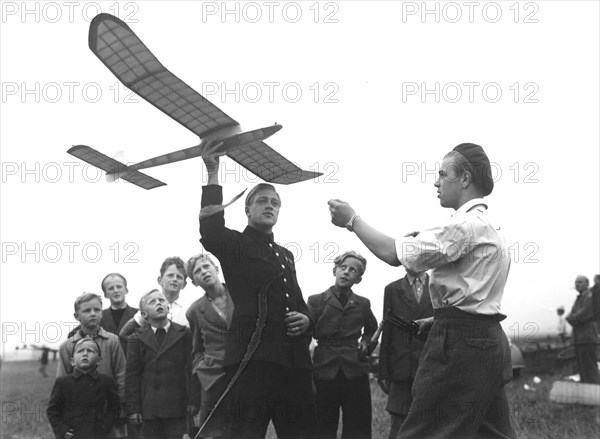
xmin=244 ymin=225 xmax=275 ymax=244
xmin=407 ymin=272 xmax=427 ymax=285
xmin=151 ymin=321 xmax=171 ymax=333
xmin=72 ymin=368 xmax=100 ymax=380
xmin=76 ymin=327 xmax=109 ymax=340
xmin=331 ymin=286 xmax=352 ymax=300
xmin=452 ymin=198 xmax=488 ymax=217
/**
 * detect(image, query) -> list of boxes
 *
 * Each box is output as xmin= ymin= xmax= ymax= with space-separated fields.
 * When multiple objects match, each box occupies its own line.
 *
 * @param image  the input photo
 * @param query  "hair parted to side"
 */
xmin=73 ymin=292 xmax=103 ymax=313
xmin=186 ymin=254 xmax=218 ymax=285
xmin=139 ymin=288 xmax=162 ymax=312
xmin=245 ymin=183 xmax=280 ymax=207
xmin=332 ymin=250 xmax=367 ymax=276
xmin=159 ymin=256 xmax=187 ymax=280
xmin=100 ymin=272 xmax=128 ymax=294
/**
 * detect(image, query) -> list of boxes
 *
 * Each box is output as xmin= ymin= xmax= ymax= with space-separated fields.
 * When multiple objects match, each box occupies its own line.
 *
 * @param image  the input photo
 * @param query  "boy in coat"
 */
xmin=47 ymin=337 xmax=119 ymax=439
xmin=307 ymin=250 xmax=378 ymax=439
xmin=125 ymin=289 xmax=199 ymax=439
xmin=378 ymin=270 xmax=434 ymax=439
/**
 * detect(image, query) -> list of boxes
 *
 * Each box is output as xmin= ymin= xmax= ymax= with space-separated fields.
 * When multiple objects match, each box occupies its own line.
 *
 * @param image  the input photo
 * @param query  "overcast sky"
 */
xmin=1 ymin=1 xmax=599 ymax=356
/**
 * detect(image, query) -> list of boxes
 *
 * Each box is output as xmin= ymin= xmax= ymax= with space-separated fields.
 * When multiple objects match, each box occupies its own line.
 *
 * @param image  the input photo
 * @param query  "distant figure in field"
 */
xmin=379 ymin=270 xmax=434 ymax=439
xmin=99 ymin=273 xmax=138 ymax=339
xmin=308 ymin=251 xmax=378 ymax=439
xmin=566 ymin=275 xmax=600 ymax=384
xmin=591 ymin=274 xmax=600 ymax=323
xmin=556 ymin=306 xmax=568 ymax=343
xmin=47 ymin=337 xmax=120 ymax=439
xmin=39 ymin=347 xmax=50 ymax=377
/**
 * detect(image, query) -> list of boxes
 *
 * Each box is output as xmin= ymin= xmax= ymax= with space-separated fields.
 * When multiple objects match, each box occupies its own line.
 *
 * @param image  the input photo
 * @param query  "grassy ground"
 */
xmin=1 ymin=360 xmax=599 ymax=438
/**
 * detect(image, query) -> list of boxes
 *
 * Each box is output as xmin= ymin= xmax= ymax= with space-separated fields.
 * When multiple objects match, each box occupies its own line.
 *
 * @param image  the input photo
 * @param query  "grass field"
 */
xmin=1 ymin=360 xmax=598 ymax=438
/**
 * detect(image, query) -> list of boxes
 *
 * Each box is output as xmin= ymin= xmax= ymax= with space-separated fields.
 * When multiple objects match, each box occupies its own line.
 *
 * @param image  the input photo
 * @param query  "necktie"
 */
xmin=413 ymin=278 xmax=423 ymax=302
xmin=339 ymin=292 xmax=348 ymax=307
xmin=155 ymin=328 xmax=166 ymax=346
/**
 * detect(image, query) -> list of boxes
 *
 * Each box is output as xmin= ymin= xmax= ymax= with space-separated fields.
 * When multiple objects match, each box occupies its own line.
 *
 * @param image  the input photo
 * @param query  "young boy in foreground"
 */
xmin=47 ymin=337 xmax=119 ymax=439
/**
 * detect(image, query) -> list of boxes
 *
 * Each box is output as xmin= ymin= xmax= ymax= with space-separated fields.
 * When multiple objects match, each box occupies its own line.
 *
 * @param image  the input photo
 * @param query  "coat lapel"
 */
xmin=138 ymin=326 xmax=160 ymax=353
xmin=396 ymin=278 xmax=419 ymax=314
xmin=158 ymin=323 xmax=185 ymax=357
xmin=323 ymin=288 xmax=344 ymax=312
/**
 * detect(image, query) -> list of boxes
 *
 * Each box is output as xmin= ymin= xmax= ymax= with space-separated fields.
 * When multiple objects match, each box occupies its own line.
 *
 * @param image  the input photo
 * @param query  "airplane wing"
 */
xmin=227 ymin=141 xmax=321 ymax=184
xmin=68 ymin=145 xmax=166 ymax=190
xmin=88 ymin=14 xmax=238 ymax=137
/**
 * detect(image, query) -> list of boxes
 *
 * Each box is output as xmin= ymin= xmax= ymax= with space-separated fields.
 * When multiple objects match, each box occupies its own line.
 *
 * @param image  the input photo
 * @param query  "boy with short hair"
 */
xmin=119 ymin=257 xmax=190 ymax=343
xmin=99 ymin=272 xmax=138 ymax=336
xmin=308 ymin=250 xmax=378 ymax=439
xmin=125 ymin=289 xmax=199 ymax=439
xmin=57 ymin=293 xmax=126 ymax=400
xmin=47 ymin=337 xmax=120 ymax=439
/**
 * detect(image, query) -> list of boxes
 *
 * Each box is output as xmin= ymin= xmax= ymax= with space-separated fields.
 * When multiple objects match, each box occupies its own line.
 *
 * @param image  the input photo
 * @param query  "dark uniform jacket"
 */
xmin=200 ymin=185 xmax=312 ymax=370
xmin=47 ymin=369 xmax=119 ymax=439
xmin=308 ymin=288 xmax=378 ymax=380
xmin=125 ymin=322 xmax=199 ymax=419
xmin=101 ymin=305 xmax=138 ymax=336
xmin=566 ymin=289 xmax=600 ymax=345
xmin=379 ymin=275 xmax=434 ymax=382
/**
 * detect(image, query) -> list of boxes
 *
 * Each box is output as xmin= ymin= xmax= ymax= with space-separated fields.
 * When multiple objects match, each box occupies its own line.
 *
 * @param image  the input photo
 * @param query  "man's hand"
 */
xmin=358 ymin=339 xmax=369 ymax=360
xmin=285 ymin=312 xmax=310 ymax=337
xmin=328 ymin=199 xmax=355 ymax=228
xmin=127 ymin=413 xmax=142 ymax=424
xmin=378 ymin=379 xmax=390 ymax=395
xmin=415 ymin=316 xmax=434 ymax=336
xmin=202 ymin=140 xmax=225 ymax=174
xmin=64 ymin=430 xmax=75 ymax=439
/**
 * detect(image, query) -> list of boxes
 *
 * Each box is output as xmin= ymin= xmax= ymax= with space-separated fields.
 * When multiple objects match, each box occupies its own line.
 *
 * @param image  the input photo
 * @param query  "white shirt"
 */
xmin=395 ymin=198 xmax=510 ymax=315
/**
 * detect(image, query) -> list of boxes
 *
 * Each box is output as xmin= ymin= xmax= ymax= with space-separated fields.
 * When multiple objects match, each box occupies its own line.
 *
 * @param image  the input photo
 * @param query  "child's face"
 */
xmin=103 ymin=276 xmax=128 ymax=307
xmin=158 ymin=264 xmax=186 ymax=297
xmin=141 ymin=291 xmax=169 ymax=322
xmin=74 ymin=299 xmax=102 ymax=330
xmin=71 ymin=341 xmax=99 ymax=372
xmin=192 ymin=259 xmax=220 ymax=289
xmin=334 ymin=257 xmax=363 ymax=289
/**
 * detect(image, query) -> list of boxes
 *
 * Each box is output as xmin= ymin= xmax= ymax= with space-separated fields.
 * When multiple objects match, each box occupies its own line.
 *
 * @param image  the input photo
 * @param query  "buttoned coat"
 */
xmin=47 ymin=370 xmax=119 ymax=439
xmin=378 ymin=275 xmax=434 ymax=382
xmin=308 ymin=288 xmax=378 ymax=380
xmin=200 ymin=185 xmax=312 ymax=369
xmin=125 ymin=322 xmax=199 ymax=419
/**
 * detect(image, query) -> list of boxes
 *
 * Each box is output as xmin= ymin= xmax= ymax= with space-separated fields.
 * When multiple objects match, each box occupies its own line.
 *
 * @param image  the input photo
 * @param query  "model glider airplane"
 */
xmin=68 ymin=13 xmax=322 ymax=189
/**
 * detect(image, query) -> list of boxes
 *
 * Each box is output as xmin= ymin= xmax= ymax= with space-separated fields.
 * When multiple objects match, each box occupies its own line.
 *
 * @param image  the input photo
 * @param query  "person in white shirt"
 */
xmin=329 ymin=143 xmax=515 ymax=439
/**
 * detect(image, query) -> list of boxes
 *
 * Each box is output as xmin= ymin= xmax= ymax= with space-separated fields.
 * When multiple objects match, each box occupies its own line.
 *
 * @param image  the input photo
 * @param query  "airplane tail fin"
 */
xmin=67 ymin=145 xmax=166 ymax=190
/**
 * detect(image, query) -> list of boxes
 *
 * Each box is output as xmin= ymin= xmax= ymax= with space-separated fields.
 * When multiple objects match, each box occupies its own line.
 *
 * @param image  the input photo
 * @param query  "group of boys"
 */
xmin=48 ymin=141 xmax=518 ymax=439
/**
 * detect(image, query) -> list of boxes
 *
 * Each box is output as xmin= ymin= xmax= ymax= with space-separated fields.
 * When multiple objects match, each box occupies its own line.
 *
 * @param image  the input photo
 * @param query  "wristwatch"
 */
xmin=345 ymin=214 xmax=360 ymax=232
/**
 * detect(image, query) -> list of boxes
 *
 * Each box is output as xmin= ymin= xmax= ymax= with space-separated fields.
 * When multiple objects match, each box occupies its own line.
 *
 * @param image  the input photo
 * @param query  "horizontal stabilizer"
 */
xmin=68 ymin=145 xmax=166 ymax=190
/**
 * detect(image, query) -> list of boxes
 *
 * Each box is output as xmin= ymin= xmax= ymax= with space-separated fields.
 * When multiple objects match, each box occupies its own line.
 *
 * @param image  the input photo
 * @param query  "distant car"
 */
xmin=510 ymin=339 xmax=526 ymax=378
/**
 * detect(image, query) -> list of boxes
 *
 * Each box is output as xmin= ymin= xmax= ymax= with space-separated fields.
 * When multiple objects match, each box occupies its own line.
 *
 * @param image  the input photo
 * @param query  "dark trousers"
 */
xmin=142 ymin=416 xmax=185 ymax=439
xmin=399 ymin=308 xmax=516 ymax=439
xmin=575 ymin=343 xmax=600 ymax=384
xmin=315 ymin=371 xmax=372 ymax=439
xmin=223 ymin=361 xmax=318 ymax=439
